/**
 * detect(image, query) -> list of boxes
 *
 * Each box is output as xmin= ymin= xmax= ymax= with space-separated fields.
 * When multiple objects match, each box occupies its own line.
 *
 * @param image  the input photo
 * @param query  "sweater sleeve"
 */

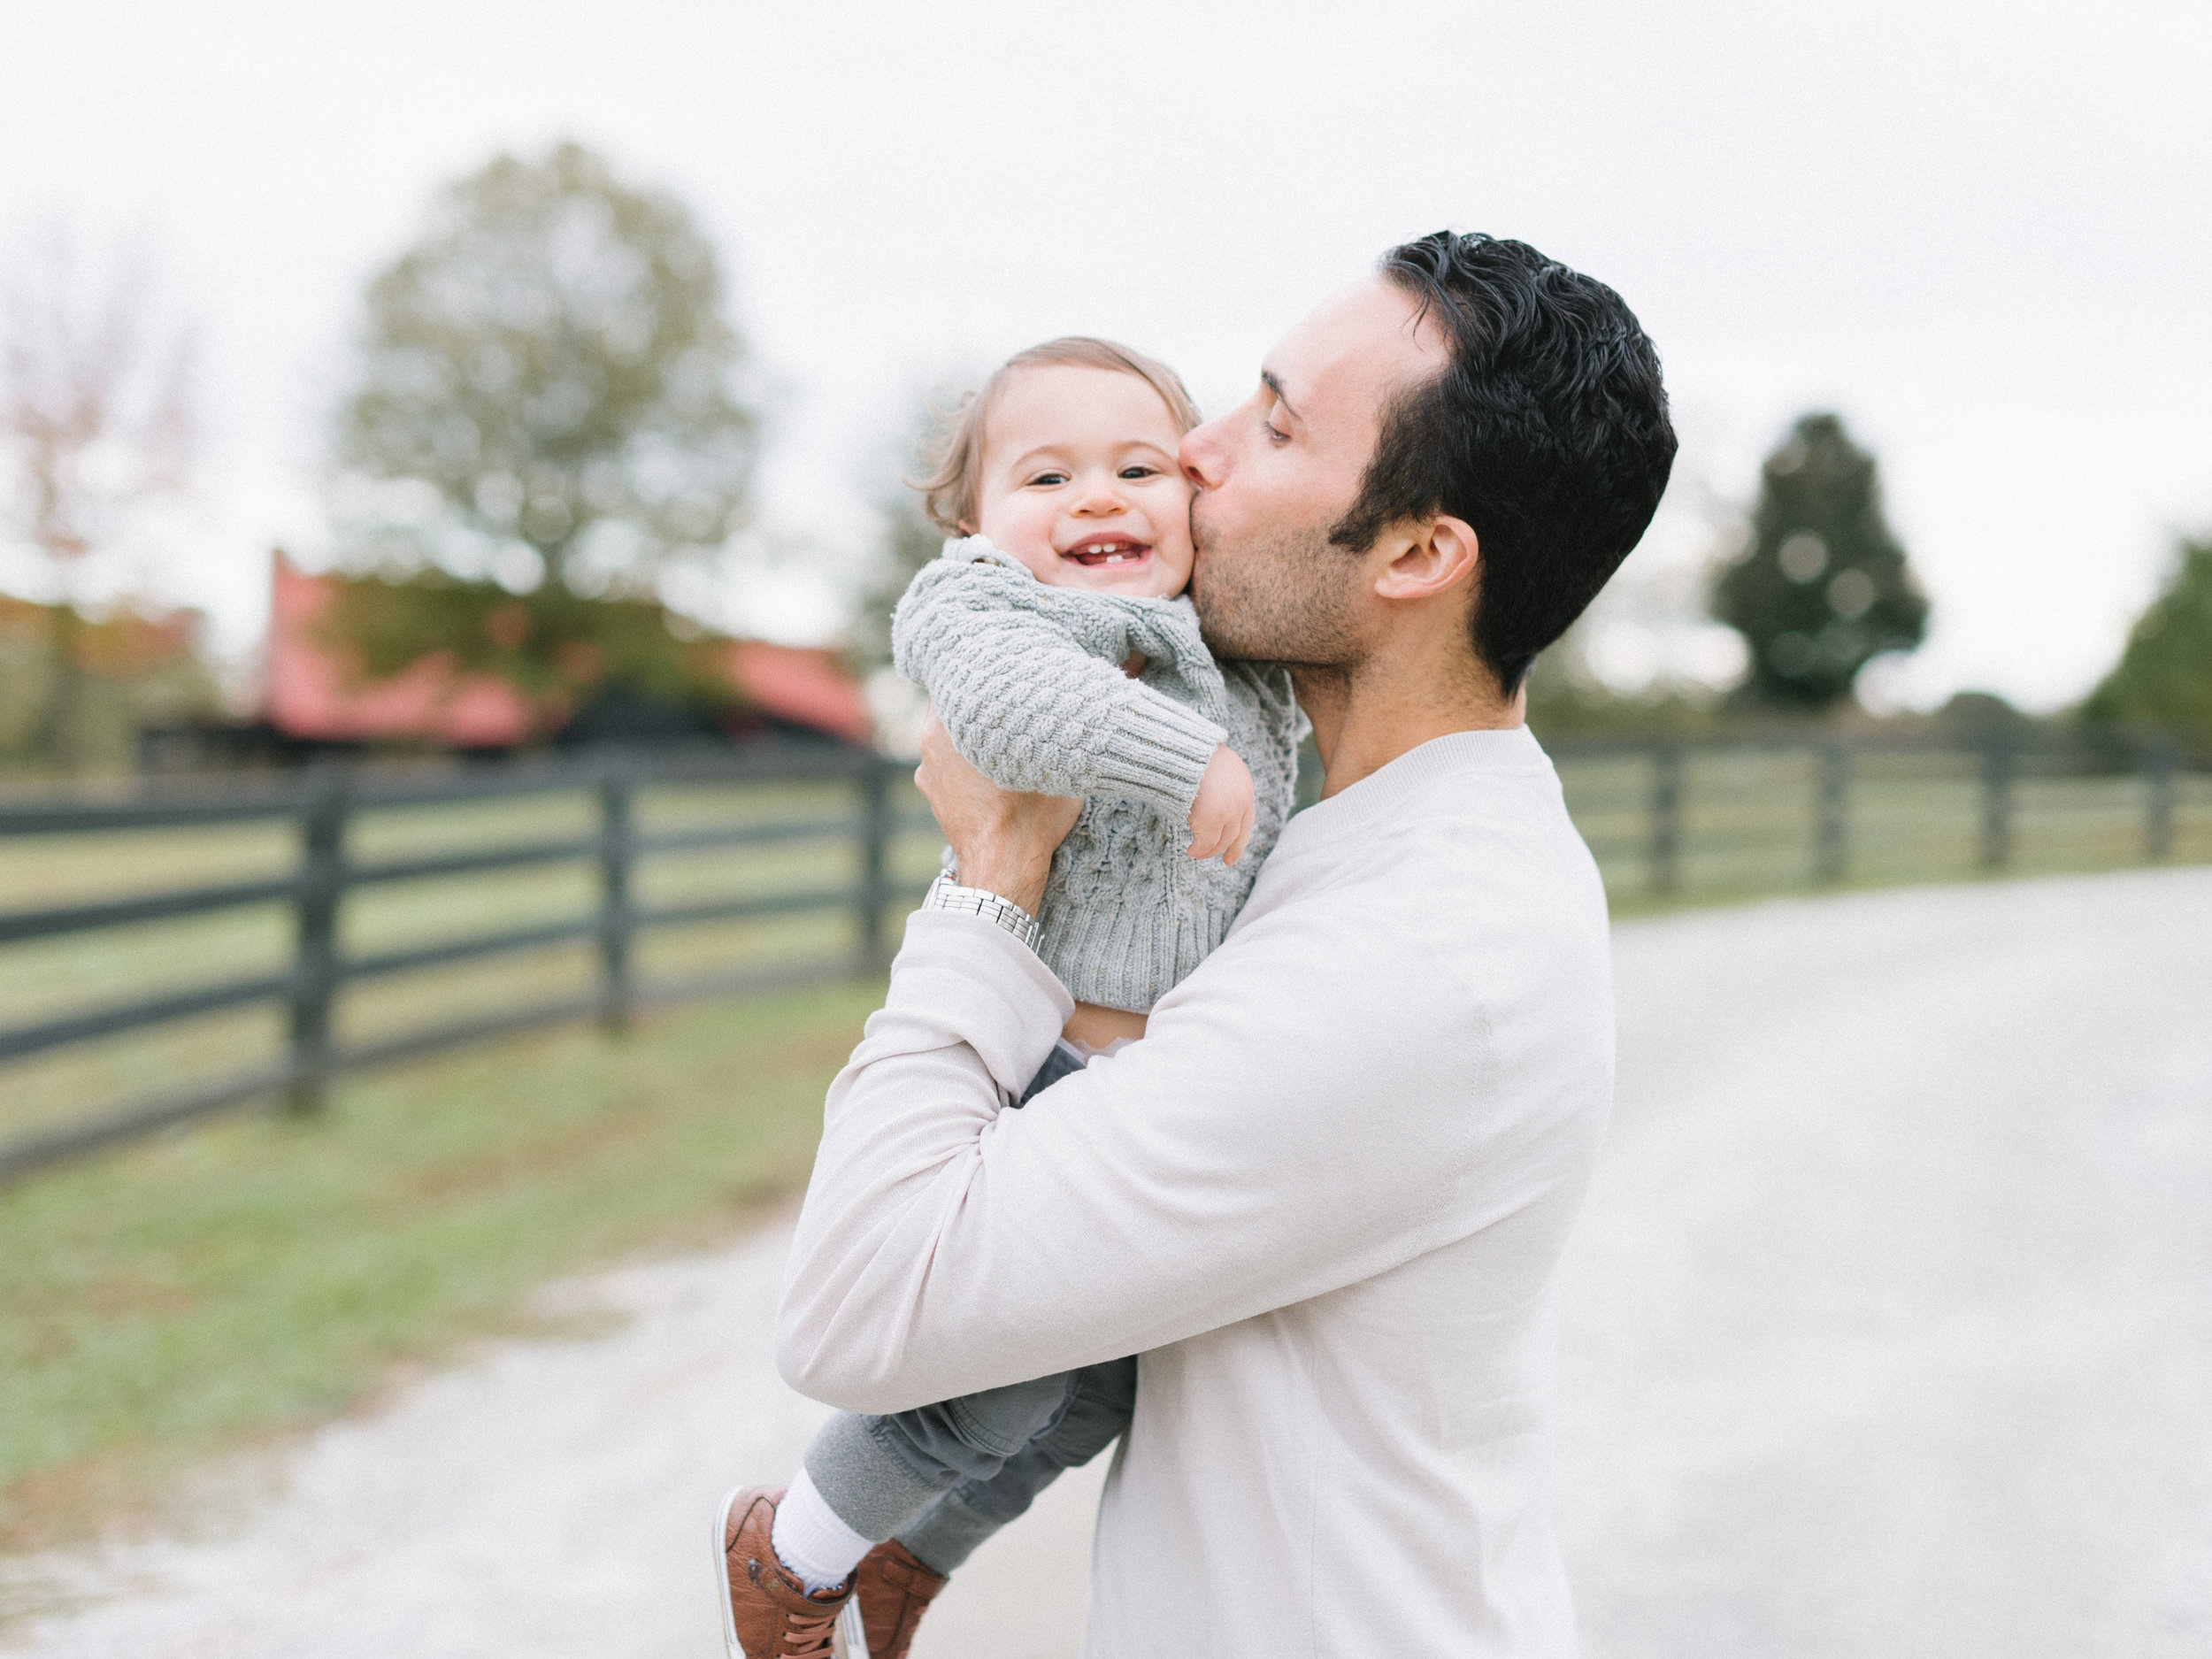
xmin=774 ymin=899 xmax=1513 ymax=1413
xmin=893 ymin=556 xmax=1227 ymax=818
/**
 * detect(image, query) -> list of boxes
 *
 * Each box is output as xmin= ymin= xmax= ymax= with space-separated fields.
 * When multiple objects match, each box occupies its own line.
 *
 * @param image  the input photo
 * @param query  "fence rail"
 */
xmin=3 ymin=731 xmax=2206 ymax=1186
xmin=0 ymin=746 xmax=931 ymax=1183
xmin=1545 ymin=732 xmax=2202 ymax=900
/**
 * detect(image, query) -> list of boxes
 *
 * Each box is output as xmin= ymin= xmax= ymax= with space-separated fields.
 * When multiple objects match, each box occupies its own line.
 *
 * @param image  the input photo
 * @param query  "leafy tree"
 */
xmin=328 ymin=141 xmax=756 ymax=710
xmin=323 ymin=567 xmax=739 ymax=725
xmin=850 ymin=483 xmax=942 ymax=672
xmin=1522 ymin=623 xmax=1717 ymax=740
xmin=2080 ymin=534 xmax=2212 ymax=745
xmin=0 ymin=595 xmax=221 ymax=772
xmin=1931 ymin=688 xmax=2036 ymax=742
xmin=848 ymin=388 xmax=960 ymax=672
xmin=1711 ymin=412 xmax=1928 ymax=710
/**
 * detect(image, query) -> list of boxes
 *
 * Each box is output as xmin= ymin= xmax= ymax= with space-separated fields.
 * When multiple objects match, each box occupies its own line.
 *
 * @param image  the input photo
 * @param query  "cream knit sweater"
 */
xmin=777 ymin=728 xmax=1614 ymax=1655
xmin=891 ymin=537 xmax=1302 ymax=1011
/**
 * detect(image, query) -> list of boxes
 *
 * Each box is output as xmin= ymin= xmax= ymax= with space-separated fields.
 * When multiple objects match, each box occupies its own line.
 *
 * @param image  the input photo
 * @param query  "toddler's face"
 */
xmin=970 ymin=365 xmax=1196 ymax=599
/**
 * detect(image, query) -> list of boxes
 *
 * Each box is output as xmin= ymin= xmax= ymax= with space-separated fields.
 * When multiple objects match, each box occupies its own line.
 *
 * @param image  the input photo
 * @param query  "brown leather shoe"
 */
xmin=850 ymin=1539 xmax=949 ymax=1659
xmin=716 ymin=1485 xmax=853 ymax=1658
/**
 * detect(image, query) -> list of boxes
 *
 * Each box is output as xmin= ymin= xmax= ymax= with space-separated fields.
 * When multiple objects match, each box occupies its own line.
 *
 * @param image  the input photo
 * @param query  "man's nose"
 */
xmin=1180 ymin=420 xmax=1224 ymax=490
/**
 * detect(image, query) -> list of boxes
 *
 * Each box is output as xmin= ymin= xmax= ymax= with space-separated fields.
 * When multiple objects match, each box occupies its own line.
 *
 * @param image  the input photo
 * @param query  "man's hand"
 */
xmin=915 ymin=708 xmax=1084 ymax=917
xmin=1187 ymin=744 xmax=1256 ymax=865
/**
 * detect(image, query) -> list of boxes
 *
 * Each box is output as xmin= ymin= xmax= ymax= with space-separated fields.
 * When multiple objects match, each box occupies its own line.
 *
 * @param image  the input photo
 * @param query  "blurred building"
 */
xmin=141 ymin=553 xmax=872 ymax=771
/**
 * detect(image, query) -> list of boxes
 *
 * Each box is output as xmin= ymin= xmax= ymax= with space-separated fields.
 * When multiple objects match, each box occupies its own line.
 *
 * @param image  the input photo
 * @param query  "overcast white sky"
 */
xmin=3 ymin=0 xmax=2207 ymax=709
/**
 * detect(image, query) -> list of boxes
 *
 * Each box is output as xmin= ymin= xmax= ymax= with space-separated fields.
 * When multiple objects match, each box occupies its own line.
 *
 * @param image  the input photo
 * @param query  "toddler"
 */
xmin=717 ymin=337 xmax=1303 ymax=1659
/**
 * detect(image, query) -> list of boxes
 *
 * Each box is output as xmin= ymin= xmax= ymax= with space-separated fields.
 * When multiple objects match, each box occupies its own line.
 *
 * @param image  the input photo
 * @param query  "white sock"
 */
xmin=771 ymin=1468 xmax=875 ymax=1593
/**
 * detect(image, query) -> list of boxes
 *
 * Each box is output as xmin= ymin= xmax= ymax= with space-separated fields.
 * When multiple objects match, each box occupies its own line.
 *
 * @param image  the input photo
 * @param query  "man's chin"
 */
xmin=1192 ymin=583 xmax=1262 ymax=662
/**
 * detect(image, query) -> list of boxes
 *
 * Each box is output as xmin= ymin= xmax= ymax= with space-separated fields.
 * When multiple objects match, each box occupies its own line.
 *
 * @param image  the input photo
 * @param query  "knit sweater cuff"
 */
xmin=1088 ymin=693 xmax=1225 ymax=815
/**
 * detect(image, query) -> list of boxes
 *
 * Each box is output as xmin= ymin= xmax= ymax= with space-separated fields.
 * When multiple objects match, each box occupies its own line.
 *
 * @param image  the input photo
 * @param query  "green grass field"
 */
xmin=2 ymin=748 xmax=2206 ymax=1558
xmin=0 ymin=977 xmax=885 ymax=1553
xmin=0 ymin=774 xmax=941 ymax=1555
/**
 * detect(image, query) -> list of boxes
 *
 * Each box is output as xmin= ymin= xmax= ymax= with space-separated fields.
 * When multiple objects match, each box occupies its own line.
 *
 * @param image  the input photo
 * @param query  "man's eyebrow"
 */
xmin=1261 ymin=369 xmax=1301 ymax=424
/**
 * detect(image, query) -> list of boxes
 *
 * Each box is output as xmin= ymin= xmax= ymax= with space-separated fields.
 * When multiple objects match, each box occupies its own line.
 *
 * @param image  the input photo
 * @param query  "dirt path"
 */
xmin=5 ymin=868 xmax=2207 ymax=1656
xmin=1555 ymin=867 xmax=2212 ymax=1655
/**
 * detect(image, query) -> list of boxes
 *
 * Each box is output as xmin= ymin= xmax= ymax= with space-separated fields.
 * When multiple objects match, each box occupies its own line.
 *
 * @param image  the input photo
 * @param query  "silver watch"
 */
xmin=923 ymin=874 xmax=1042 ymax=952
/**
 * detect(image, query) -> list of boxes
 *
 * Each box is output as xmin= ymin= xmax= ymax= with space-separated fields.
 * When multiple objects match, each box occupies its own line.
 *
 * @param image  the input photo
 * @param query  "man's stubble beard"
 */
xmin=1189 ymin=511 xmax=1364 ymax=673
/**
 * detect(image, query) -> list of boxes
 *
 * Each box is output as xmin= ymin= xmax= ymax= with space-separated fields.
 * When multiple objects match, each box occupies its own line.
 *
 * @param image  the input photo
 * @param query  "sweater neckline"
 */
xmin=1285 ymin=726 xmax=1549 ymax=846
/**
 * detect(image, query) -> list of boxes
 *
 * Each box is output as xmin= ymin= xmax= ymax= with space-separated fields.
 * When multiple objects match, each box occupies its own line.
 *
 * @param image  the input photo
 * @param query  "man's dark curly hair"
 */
xmin=1331 ymin=232 xmax=1677 ymax=693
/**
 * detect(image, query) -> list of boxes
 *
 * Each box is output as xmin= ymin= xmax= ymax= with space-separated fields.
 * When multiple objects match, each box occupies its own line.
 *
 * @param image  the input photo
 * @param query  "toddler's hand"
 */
xmin=1188 ymin=745 xmax=1256 ymax=865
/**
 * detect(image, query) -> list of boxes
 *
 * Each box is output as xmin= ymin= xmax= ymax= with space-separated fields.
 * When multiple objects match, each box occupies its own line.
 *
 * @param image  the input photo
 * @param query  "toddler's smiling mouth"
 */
xmin=1062 ymin=534 xmax=1152 ymax=568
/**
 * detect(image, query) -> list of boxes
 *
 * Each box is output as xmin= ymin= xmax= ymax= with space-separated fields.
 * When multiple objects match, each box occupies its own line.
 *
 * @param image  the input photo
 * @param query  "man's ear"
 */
xmin=1372 ymin=514 xmax=1479 ymax=602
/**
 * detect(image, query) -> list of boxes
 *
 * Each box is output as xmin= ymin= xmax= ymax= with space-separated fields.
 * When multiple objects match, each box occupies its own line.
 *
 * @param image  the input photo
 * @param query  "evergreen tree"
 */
xmin=1712 ymin=412 xmax=1928 ymax=709
xmin=2080 ymin=534 xmax=2212 ymax=745
xmin=326 ymin=142 xmax=756 ymax=717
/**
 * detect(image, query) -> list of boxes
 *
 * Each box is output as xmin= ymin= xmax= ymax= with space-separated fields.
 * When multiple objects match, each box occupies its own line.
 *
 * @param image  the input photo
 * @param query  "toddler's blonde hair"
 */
xmin=912 ymin=337 xmax=1202 ymax=535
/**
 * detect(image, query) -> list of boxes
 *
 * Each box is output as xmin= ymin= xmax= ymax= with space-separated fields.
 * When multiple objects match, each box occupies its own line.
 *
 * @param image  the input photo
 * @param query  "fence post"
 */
xmin=858 ymin=756 xmax=892 ymax=968
xmin=2145 ymin=740 xmax=2177 ymax=863
xmin=1647 ymin=741 xmax=1682 ymax=897
xmin=1978 ymin=739 xmax=2015 ymax=872
xmin=1814 ymin=741 xmax=1850 ymax=885
xmin=287 ymin=764 xmax=349 ymax=1114
xmin=597 ymin=764 xmax=636 ymax=1034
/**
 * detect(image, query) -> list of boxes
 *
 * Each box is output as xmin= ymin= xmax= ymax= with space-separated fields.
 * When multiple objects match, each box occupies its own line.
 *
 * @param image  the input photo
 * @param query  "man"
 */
xmin=772 ymin=232 xmax=1674 ymax=1654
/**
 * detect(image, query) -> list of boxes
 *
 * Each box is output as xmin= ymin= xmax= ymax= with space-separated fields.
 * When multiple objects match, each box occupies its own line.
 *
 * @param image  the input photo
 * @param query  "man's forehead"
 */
xmin=1264 ymin=277 xmax=1443 ymax=419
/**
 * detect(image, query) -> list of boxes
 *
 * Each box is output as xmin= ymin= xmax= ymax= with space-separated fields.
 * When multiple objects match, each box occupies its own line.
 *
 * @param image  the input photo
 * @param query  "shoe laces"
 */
xmin=777 ymin=1601 xmax=840 ymax=1657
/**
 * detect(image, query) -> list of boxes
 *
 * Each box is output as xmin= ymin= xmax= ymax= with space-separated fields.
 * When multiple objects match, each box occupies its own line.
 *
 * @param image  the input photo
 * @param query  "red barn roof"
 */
xmin=264 ymin=551 xmax=872 ymax=748
xmin=722 ymin=639 xmax=875 ymax=744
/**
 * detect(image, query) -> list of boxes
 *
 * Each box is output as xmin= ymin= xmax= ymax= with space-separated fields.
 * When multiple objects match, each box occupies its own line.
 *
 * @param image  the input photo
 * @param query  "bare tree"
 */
xmin=0 ymin=229 xmax=195 ymax=769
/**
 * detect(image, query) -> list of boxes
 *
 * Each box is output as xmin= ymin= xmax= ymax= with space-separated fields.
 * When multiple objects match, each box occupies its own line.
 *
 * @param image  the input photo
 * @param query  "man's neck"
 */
xmin=1294 ymin=655 xmax=1524 ymax=800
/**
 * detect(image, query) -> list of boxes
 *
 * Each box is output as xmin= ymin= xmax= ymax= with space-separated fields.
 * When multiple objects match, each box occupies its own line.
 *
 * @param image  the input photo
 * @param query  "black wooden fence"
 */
xmin=3 ymin=731 xmax=2204 ymax=1185
xmin=0 ymin=746 xmax=928 ymax=1184
xmin=1553 ymin=732 xmax=2197 ymax=896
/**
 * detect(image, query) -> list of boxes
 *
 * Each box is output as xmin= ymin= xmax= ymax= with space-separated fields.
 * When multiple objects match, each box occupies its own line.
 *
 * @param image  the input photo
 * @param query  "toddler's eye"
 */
xmin=1026 ymin=470 xmax=1070 ymax=488
xmin=1118 ymin=465 xmax=1160 ymax=480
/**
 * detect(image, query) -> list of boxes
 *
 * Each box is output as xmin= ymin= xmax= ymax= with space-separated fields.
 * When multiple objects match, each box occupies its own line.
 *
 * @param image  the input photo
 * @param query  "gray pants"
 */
xmin=800 ymin=1042 xmax=1136 ymax=1576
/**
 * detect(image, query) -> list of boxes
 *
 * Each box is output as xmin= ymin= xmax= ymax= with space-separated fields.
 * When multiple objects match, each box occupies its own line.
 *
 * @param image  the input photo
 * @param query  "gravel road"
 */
xmin=5 ymin=867 xmax=2207 ymax=1657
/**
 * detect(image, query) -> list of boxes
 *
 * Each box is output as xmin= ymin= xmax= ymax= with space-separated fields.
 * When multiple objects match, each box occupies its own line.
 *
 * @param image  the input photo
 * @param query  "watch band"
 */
xmin=923 ymin=874 xmax=1043 ymax=952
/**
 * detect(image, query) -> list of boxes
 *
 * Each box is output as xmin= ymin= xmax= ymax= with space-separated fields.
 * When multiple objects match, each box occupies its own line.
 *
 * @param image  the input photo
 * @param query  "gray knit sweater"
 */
xmin=892 ymin=537 xmax=1303 ymax=1012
